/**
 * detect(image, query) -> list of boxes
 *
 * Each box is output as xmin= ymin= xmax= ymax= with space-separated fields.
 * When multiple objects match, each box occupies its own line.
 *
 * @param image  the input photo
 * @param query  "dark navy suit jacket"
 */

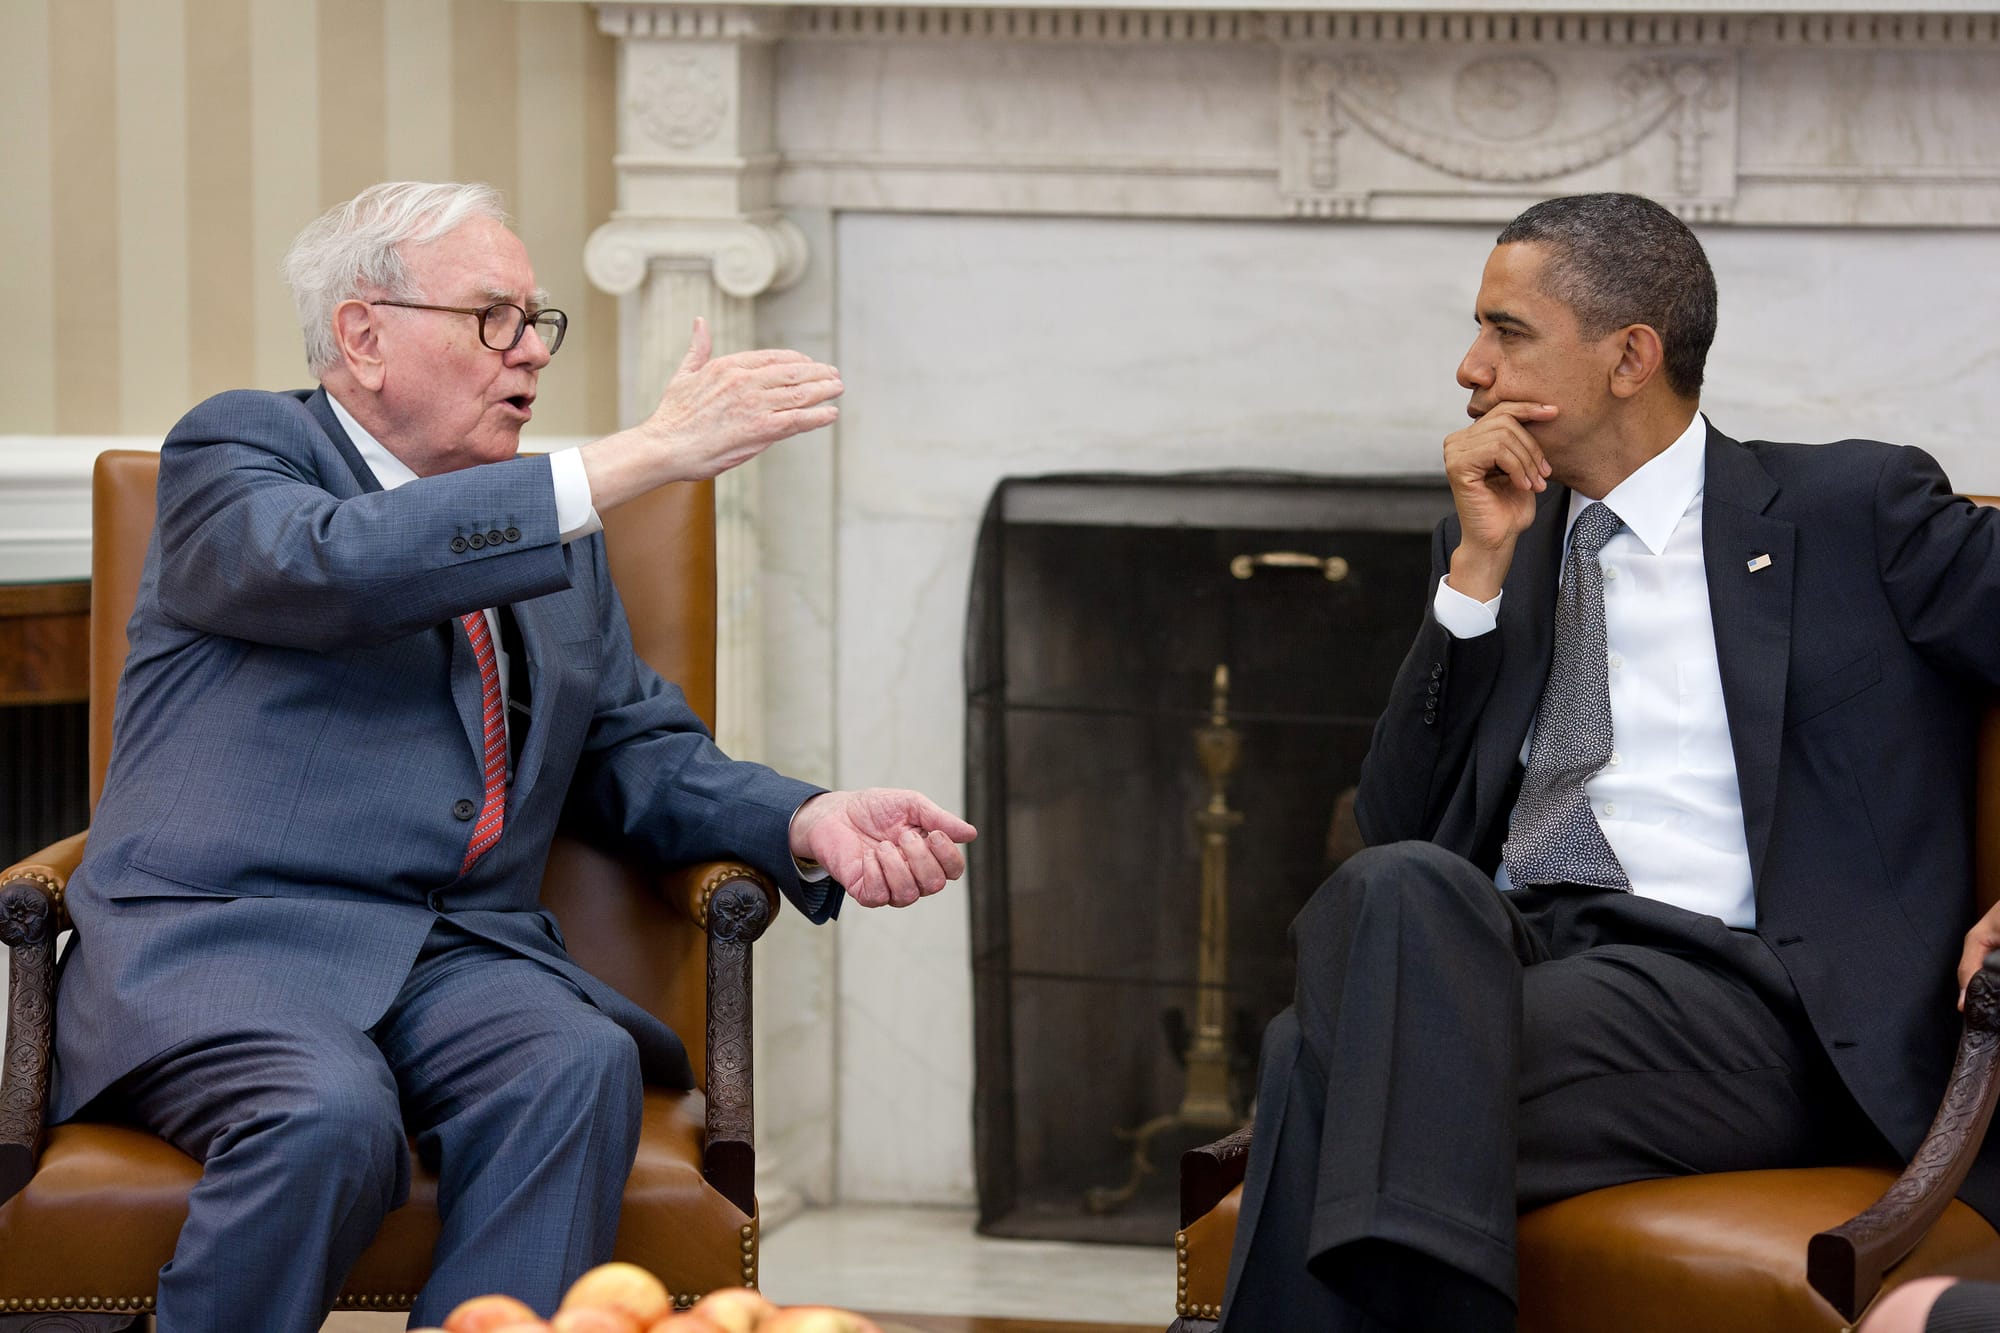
xmin=1354 ymin=422 xmax=2000 ymax=1222
xmin=52 ymin=388 xmax=835 ymax=1122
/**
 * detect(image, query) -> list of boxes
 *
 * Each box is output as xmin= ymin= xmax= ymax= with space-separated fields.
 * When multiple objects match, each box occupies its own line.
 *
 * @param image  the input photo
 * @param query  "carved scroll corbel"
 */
xmin=584 ymin=216 xmax=810 ymax=301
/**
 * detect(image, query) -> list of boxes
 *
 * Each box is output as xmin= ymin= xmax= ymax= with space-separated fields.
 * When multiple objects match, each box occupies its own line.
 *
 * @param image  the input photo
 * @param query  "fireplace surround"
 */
xmin=523 ymin=0 xmax=2000 ymax=1214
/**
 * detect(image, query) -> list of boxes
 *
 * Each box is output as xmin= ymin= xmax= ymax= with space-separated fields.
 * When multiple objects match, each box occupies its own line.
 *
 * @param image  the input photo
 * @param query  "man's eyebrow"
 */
xmin=1477 ymin=307 xmax=1532 ymax=331
xmin=478 ymin=284 xmax=549 ymax=308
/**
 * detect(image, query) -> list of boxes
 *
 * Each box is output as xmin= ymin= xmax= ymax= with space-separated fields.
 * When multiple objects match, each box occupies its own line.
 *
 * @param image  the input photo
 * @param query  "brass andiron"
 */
xmin=1085 ymin=663 xmax=1248 ymax=1215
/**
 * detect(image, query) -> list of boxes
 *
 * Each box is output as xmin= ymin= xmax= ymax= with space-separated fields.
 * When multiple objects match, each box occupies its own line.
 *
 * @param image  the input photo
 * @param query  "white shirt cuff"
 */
xmin=789 ymin=798 xmax=832 ymax=883
xmin=548 ymin=448 xmax=604 ymax=544
xmin=1432 ymin=576 xmax=1503 ymax=639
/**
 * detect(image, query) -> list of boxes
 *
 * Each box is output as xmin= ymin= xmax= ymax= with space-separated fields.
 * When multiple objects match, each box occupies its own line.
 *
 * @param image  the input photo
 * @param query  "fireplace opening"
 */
xmin=965 ymin=471 xmax=1449 ymax=1245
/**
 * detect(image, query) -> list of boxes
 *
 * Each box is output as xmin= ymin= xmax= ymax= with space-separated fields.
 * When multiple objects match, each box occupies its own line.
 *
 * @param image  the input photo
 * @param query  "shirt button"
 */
xmin=1609 ymin=653 xmax=1624 ymax=670
xmin=504 ymin=526 xmax=521 ymax=543
xmin=449 ymin=536 xmax=468 ymax=554
xmin=1603 ymin=566 xmax=1619 ymax=581
xmin=453 ymin=799 xmax=476 ymax=821
xmin=1603 ymin=803 xmax=1619 ymax=817
xmin=1608 ymin=751 xmax=1622 ymax=767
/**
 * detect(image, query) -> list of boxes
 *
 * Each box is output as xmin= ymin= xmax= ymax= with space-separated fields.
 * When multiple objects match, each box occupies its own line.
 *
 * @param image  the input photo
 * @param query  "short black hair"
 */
xmin=1496 ymin=193 xmax=1717 ymax=399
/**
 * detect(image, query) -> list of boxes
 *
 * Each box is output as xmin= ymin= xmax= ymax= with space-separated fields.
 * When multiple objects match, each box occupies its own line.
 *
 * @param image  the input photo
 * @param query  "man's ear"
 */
xmin=331 ymin=299 xmax=387 ymax=391
xmin=1607 ymin=323 xmax=1666 ymax=400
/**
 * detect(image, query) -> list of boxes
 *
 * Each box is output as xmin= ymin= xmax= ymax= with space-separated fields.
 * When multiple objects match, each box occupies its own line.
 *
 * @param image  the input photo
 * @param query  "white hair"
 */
xmin=282 ymin=181 xmax=509 ymax=377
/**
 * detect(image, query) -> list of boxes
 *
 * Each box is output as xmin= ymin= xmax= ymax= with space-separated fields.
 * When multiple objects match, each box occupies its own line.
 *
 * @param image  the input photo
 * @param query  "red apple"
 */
xmin=759 ymin=1308 xmax=883 ymax=1333
xmin=646 ymin=1314 xmax=730 ymax=1333
xmin=560 ymin=1261 xmax=673 ymax=1327
xmin=551 ymin=1308 xmax=640 ymax=1333
xmin=687 ymin=1287 xmax=779 ymax=1333
xmin=445 ymin=1295 xmax=543 ymax=1333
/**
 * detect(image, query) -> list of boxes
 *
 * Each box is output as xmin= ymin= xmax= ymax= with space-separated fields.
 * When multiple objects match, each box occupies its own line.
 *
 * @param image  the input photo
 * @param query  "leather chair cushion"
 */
xmin=1178 ymin=1182 xmax=1242 ymax=1322
xmin=1179 ymin=1169 xmax=2000 ymax=1332
xmin=0 ymin=1089 xmax=750 ymax=1312
xmin=1516 ymin=1168 xmax=2000 ymax=1333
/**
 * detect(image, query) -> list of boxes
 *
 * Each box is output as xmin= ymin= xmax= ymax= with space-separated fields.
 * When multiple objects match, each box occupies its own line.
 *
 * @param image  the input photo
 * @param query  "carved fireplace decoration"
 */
xmin=1281 ymin=47 xmax=1737 ymax=219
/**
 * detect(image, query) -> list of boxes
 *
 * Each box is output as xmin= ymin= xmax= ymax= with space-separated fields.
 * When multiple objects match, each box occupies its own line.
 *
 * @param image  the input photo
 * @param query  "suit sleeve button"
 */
xmin=467 ymin=533 xmax=486 ymax=550
xmin=487 ymin=529 xmax=504 ymax=546
xmin=1423 ymin=709 xmax=1437 ymax=725
xmin=504 ymin=527 xmax=521 ymax=543
xmin=449 ymin=536 xmax=468 ymax=554
xmin=453 ymin=799 xmax=476 ymax=820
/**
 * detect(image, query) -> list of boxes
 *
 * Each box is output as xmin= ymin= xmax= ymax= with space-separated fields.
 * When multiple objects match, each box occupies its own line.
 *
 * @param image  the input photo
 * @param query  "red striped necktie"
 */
xmin=460 ymin=611 xmax=507 ymax=873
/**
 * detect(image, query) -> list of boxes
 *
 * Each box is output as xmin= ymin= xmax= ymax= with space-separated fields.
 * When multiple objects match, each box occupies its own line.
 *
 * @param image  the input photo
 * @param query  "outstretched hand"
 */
xmin=791 ymin=788 xmax=978 ymax=909
xmin=640 ymin=316 xmax=844 ymax=482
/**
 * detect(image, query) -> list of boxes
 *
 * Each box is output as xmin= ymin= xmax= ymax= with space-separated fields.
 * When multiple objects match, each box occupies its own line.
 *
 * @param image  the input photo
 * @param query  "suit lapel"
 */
xmin=501 ymin=598 xmax=568 ymax=813
xmin=1473 ymin=487 xmax=1568 ymax=834
xmin=1701 ymin=423 xmax=1794 ymax=888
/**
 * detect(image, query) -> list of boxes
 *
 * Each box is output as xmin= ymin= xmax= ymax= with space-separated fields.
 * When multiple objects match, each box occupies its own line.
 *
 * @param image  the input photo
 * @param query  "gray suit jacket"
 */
xmin=52 ymin=388 xmax=835 ymax=1122
xmin=1354 ymin=422 xmax=2000 ymax=1221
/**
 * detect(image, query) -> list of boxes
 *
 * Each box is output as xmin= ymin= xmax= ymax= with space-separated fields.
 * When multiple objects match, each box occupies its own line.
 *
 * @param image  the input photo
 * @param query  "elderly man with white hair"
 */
xmin=49 ymin=182 xmax=974 ymax=1332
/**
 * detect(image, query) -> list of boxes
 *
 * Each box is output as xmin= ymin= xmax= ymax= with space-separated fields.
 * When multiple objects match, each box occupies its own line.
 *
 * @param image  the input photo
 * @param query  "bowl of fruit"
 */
xmin=427 ymin=1262 xmax=886 ymax=1333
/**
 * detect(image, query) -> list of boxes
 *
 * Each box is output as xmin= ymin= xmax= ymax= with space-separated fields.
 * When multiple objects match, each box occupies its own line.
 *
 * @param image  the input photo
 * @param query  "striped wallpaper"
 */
xmin=0 ymin=0 xmax=621 ymax=440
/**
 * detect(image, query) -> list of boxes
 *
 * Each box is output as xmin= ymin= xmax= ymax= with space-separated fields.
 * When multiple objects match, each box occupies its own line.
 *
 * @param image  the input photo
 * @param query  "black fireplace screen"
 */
xmin=965 ymin=472 xmax=1449 ymax=1244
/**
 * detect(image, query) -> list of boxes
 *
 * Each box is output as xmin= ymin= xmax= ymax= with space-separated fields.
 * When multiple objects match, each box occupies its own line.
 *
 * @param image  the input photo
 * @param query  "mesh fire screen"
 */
xmin=965 ymin=472 xmax=1450 ymax=1245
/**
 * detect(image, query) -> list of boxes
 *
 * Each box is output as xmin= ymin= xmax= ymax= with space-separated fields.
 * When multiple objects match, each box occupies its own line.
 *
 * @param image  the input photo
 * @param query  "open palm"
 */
xmin=793 ymin=788 xmax=977 ymax=908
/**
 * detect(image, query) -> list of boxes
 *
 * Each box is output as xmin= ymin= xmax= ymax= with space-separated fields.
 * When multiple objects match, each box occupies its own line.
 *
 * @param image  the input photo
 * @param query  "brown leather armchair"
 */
xmin=1172 ymin=686 xmax=2000 ymax=1331
xmin=0 ymin=450 xmax=780 ymax=1329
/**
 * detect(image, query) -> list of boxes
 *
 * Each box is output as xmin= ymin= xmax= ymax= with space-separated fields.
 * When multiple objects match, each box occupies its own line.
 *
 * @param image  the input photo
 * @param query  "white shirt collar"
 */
xmin=1568 ymin=413 xmax=1707 ymax=557
xmin=324 ymin=391 xmax=418 ymax=492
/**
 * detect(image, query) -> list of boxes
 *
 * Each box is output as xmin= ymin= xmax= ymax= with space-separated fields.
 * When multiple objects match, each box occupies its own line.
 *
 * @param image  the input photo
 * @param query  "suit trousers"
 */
xmin=95 ymin=916 xmax=645 ymax=1333
xmin=1217 ymin=840 xmax=1871 ymax=1333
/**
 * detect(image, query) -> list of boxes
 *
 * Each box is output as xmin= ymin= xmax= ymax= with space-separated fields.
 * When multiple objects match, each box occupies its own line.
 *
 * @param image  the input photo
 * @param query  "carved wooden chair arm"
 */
xmin=1809 ymin=960 xmax=2000 ymax=1320
xmin=655 ymin=861 xmax=780 ymax=1218
xmin=0 ymin=830 xmax=89 ymax=1204
xmin=1181 ymin=1123 xmax=1256 ymax=1229
xmin=656 ymin=860 xmax=782 ymax=935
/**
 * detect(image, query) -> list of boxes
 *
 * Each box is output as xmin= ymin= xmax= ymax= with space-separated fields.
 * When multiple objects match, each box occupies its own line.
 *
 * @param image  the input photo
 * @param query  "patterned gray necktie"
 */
xmin=1502 ymin=501 xmax=1631 ymax=891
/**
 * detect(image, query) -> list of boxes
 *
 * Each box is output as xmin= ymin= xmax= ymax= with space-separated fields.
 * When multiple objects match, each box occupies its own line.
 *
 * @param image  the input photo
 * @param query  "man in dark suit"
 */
xmin=1218 ymin=191 xmax=2000 ymax=1330
xmin=51 ymin=181 xmax=976 ymax=1332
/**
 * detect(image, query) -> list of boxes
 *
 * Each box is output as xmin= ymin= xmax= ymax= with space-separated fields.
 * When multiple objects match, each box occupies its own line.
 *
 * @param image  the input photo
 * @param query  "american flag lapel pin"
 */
xmin=1746 ymin=553 xmax=1773 ymax=572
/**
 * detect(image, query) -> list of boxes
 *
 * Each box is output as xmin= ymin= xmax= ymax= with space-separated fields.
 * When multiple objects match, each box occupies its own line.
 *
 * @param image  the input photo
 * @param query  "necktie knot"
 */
xmin=1569 ymin=501 xmax=1623 ymax=561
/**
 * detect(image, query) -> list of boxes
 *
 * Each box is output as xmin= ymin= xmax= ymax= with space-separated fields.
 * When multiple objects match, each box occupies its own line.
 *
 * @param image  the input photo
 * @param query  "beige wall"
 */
xmin=0 ymin=0 xmax=620 ymax=440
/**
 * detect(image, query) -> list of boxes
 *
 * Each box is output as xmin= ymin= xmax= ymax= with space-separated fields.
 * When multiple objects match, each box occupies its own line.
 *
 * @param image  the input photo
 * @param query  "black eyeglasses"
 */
xmin=369 ymin=300 xmax=568 ymax=356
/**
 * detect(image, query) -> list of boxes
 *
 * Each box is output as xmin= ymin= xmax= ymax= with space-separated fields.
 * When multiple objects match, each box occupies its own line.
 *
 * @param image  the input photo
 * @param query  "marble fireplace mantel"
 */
xmin=572 ymin=0 xmax=2000 ymax=1216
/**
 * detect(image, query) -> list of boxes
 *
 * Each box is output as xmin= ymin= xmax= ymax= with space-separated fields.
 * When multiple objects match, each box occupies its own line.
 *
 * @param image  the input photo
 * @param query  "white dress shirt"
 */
xmin=1433 ymin=416 xmax=1757 ymax=927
